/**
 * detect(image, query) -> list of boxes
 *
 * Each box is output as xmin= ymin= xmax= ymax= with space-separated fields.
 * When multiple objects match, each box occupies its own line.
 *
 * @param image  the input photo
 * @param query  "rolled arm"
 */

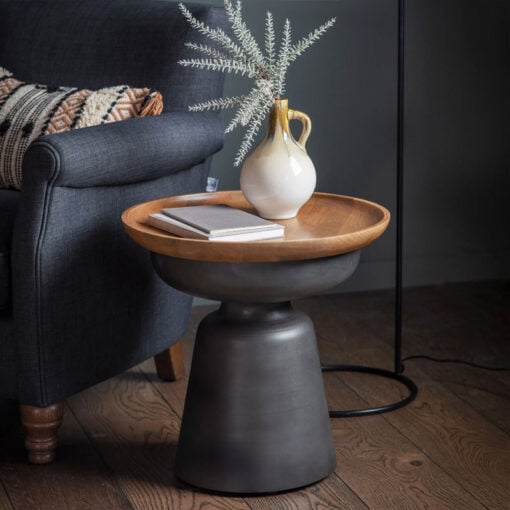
xmin=22 ymin=112 xmax=224 ymax=188
xmin=13 ymin=111 xmax=223 ymax=405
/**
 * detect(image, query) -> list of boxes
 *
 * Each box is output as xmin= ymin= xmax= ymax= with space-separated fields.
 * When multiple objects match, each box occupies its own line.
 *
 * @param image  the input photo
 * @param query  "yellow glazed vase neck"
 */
xmin=268 ymin=98 xmax=291 ymax=138
xmin=266 ymin=98 xmax=312 ymax=149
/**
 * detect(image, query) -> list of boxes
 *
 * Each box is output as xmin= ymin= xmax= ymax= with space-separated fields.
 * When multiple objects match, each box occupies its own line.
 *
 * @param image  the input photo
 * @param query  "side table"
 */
xmin=122 ymin=191 xmax=390 ymax=494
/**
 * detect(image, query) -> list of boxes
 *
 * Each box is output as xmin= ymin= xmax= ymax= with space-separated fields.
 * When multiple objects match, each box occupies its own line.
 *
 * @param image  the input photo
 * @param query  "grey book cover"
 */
xmin=161 ymin=205 xmax=283 ymax=236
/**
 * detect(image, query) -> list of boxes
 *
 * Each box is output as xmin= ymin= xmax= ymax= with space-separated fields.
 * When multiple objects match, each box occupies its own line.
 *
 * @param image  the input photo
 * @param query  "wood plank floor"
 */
xmin=0 ymin=281 xmax=509 ymax=509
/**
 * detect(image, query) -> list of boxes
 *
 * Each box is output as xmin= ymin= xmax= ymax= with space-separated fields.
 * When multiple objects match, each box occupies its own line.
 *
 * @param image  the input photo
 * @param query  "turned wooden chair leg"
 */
xmin=154 ymin=341 xmax=185 ymax=381
xmin=19 ymin=401 xmax=65 ymax=464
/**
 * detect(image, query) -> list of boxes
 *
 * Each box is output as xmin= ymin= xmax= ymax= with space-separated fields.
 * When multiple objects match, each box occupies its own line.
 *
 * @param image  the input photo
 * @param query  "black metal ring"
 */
xmin=321 ymin=364 xmax=418 ymax=417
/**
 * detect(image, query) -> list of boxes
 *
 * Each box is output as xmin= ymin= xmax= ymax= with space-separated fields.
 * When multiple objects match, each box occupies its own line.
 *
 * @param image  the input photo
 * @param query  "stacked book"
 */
xmin=147 ymin=204 xmax=285 ymax=242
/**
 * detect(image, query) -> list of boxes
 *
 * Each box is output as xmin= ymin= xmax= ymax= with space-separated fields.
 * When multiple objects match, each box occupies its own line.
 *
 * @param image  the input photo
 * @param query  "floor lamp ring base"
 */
xmin=321 ymin=364 xmax=418 ymax=418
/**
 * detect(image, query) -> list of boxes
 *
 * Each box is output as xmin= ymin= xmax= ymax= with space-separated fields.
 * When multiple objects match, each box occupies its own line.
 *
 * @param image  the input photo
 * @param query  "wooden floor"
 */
xmin=1 ymin=281 xmax=509 ymax=509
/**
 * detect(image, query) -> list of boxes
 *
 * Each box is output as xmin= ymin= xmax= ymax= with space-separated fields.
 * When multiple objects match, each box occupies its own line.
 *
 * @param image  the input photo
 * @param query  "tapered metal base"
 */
xmin=152 ymin=251 xmax=359 ymax=493
xmin=175 ymin=302 xmax=336 ymax=494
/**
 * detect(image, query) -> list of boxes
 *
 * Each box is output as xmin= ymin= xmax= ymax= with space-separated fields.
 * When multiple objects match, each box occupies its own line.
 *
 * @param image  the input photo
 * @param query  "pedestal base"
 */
xmin=175 ymin=302 xmax=336 ymax=494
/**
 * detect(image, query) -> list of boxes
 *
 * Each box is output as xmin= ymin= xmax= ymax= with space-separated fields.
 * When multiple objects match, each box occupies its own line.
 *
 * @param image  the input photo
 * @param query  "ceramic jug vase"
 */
xmin=240 ymin=98 xmax=316 ymax=220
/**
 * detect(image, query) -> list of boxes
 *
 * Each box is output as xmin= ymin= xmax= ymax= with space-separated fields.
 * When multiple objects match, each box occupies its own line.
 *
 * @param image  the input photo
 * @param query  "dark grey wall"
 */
xmin=178 ymin=0 xmax=509 ymax=292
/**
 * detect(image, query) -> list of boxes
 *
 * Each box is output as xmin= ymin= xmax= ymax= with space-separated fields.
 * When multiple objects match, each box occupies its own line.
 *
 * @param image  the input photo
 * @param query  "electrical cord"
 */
xmin=402 ymin=355 xmax=510 ymax=372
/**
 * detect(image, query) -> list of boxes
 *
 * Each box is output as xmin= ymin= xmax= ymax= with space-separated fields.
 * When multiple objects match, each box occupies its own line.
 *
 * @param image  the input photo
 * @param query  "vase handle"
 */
xmin=288 ymin=109 xmax=312 ymax=149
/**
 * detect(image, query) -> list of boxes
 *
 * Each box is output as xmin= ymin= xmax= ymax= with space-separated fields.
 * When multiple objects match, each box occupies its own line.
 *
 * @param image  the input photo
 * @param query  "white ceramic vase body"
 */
xmin=240 ymin=99 xmax=316 ymax=220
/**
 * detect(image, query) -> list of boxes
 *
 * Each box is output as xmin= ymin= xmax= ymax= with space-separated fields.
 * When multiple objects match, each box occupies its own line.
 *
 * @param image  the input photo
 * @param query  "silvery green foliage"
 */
xmin=178 ymin=1 xmax=336 ymax=166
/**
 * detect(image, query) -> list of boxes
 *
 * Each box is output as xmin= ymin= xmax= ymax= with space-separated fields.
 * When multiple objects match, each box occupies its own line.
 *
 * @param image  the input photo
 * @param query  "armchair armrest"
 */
xmin=12 ymin=111 xmax=224 ymax=406
xmin=23 ymin=112 xmax=224 ymax=188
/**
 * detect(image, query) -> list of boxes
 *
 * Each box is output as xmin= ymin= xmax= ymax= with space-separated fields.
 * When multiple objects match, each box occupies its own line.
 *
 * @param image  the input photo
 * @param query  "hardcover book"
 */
xmin=147 ymin=205 xmax=284 ymax=242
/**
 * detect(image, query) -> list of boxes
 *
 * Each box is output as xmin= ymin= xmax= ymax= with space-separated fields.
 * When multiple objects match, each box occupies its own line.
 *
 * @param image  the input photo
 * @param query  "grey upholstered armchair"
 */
xmin=0 ymin=0 xmax=226 ymax=463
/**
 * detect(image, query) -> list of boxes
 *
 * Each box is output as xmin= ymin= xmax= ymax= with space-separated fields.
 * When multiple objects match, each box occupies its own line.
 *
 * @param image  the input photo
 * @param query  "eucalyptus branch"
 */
xmin=226 ymin=86 xmax=270 ymax=132
xmin=274 ymin=19 xmax=292 ymax=98
xmin=179 ymin=0 xmax=336 ymax=166
xmin=234 ymin=98 xmax=273 ymax=166
xmin=189 ymin=96 xmax=246 ymax=112
xmin=224 ymin=0 xmax=265 ymax=65
xmin=178 ymin=3 xmax=245 ymax=61
xmin=178 ymin=58 xmax=258 ymax=77
xmin=264 ymin=11 xmax=276 ymax=68
xmin=288 ymin=18 xmax=337 ymax=62
xmin=184 ymin=42 xmax=229 ymax=60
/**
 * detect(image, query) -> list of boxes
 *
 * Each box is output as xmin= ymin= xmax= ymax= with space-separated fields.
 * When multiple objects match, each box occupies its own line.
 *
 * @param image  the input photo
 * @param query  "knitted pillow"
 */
xmin=0 ymin=67 xmax=163 ymax=189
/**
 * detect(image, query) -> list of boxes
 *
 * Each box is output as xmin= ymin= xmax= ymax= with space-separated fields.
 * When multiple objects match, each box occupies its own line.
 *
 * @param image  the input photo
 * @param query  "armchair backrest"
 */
xmin=0 ymin=0 xmax=226 ymax=112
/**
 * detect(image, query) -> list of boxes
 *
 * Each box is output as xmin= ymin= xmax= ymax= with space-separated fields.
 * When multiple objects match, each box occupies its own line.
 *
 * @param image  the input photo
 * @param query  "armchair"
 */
xmin=0 ymin=0 xmax=227 ymax=463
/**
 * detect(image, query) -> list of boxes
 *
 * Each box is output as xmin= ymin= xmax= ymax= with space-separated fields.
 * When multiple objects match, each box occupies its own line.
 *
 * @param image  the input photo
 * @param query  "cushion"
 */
xmin=0 ymin=67 xmax=163 ymax=189
xmin=0 ymin=188 xmax=19 ymax=310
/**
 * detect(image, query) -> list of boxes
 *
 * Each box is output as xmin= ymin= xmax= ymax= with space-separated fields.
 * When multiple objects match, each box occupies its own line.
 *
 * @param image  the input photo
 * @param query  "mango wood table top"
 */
xmin=121 ymin=191 xmax=390 ymax=263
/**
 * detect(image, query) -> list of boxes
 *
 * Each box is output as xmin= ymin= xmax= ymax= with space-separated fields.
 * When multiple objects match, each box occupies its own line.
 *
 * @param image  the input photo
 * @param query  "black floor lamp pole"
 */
xmin=322 ymin=0 xmax=418 ymax=417
xmin=395 ymin=0 xmax=406 ymax=375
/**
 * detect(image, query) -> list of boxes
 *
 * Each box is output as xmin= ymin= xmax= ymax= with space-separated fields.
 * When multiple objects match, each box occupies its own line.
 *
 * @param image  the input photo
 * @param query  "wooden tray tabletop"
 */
xmin=121 ymin=191 xmax=390 ymax=263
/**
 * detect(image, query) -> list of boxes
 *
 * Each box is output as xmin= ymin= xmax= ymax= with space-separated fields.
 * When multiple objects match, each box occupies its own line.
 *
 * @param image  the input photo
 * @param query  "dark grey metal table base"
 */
xmin=152 ymin=251 xmax=361 ymax=494
xmin=175 ymin=301 xmax=335 ymax=493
